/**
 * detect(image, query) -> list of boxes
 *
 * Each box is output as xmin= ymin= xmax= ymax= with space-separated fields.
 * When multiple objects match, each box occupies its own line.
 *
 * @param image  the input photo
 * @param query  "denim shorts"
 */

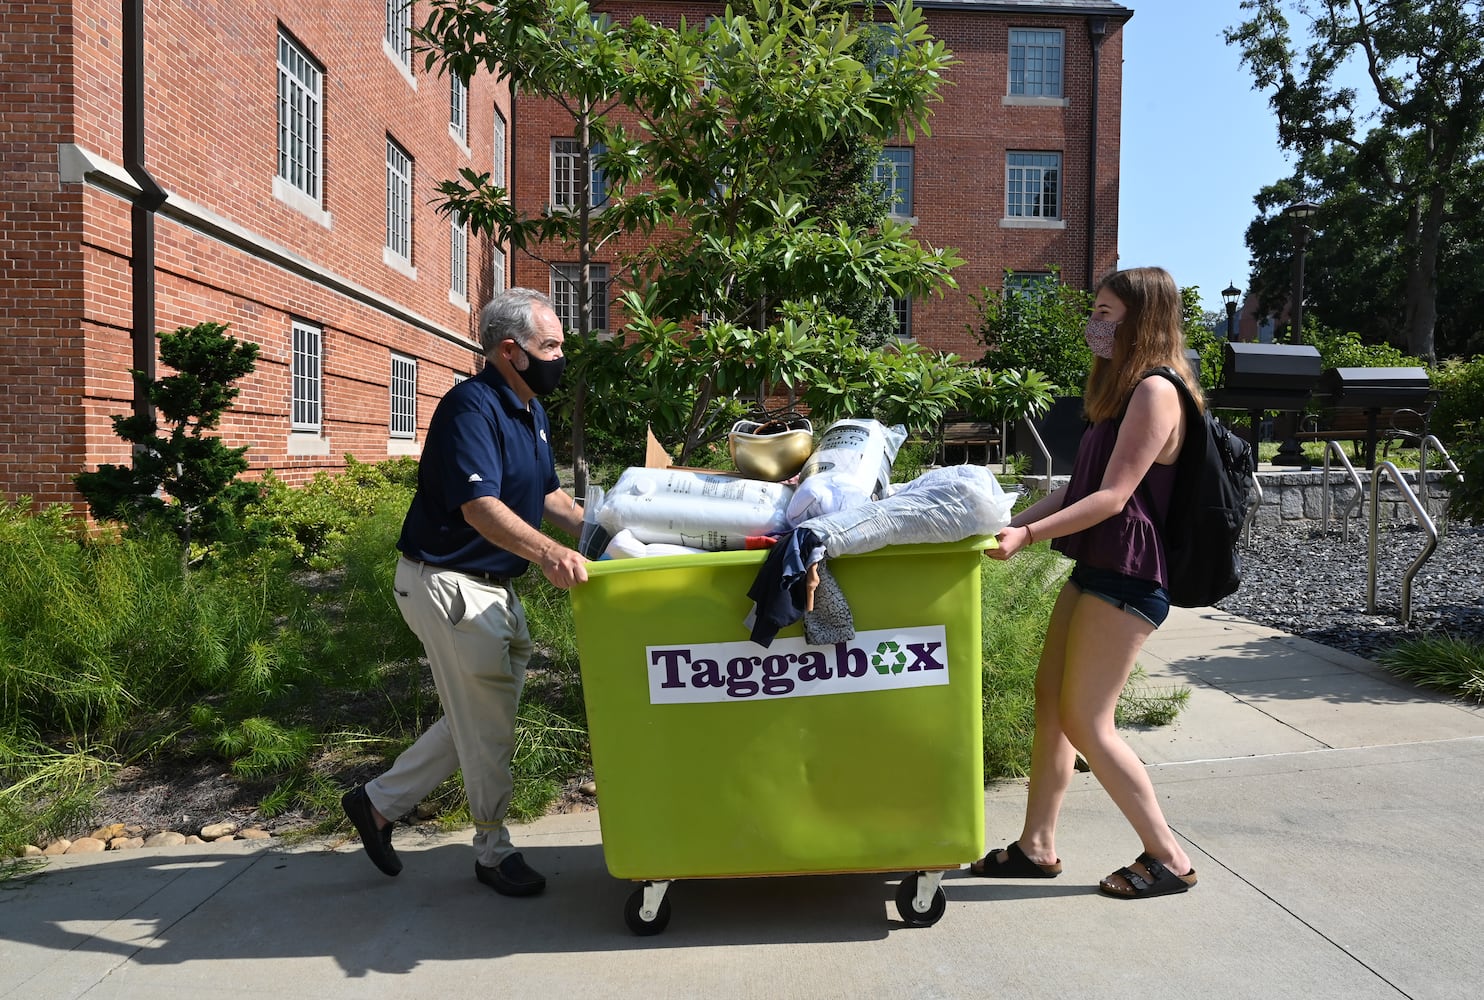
xmin=1068 ymin=564 xmax=1170 ymax=628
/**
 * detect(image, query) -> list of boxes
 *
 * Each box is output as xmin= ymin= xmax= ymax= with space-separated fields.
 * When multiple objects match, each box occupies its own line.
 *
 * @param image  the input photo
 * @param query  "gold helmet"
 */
xmin=728 ymin=416 xmax=815 ymax=482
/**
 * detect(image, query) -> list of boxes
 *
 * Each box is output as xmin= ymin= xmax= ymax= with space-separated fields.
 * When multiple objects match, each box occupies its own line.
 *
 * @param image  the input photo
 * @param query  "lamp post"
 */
xmin=1222 ymin=282 xmax=1241 ymax=340
xmin=1272 ymin=200 xmax=1321 ymax=466
xmin=1285 ymin=200 xmax=1319 ymax=343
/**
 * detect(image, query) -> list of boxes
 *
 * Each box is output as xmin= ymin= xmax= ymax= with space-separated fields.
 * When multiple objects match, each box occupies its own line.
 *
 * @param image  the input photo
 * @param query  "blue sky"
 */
xmin=1117 ymin=0 xmax=1295 ymax=313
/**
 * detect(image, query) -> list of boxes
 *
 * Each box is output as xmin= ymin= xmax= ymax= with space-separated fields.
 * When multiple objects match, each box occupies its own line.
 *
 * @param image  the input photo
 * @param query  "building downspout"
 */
xmin=123 ymin=0 xmax=168 ymax=423
xmin=1085 ymin=16 xmax=1109 ymax=289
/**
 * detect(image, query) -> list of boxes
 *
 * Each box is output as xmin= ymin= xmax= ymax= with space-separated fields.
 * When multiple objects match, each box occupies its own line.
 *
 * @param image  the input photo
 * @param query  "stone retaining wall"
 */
xmin=1249 ymin=468 xmax=1452 ymax=529
xmin=1019 ymin=468 xmax=1452 ymax=530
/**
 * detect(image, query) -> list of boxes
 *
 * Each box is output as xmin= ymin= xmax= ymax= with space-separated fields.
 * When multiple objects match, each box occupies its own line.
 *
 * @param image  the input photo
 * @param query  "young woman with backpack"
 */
xmin=977 ymin=266 xmax=1200 ymax=899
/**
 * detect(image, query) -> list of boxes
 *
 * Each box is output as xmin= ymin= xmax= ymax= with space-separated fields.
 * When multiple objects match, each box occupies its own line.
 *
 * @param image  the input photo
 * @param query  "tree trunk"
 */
xmin=1402 ymin=186 xmax=1444 ymax=363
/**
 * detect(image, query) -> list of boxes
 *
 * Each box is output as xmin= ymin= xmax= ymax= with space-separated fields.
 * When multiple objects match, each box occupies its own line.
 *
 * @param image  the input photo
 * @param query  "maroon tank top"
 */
xmin=1050 ymin=418 xmax=1178 ymax=586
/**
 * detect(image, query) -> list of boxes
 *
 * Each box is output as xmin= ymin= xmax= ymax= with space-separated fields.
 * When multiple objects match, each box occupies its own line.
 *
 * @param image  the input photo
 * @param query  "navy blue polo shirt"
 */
xmin=396 ymin=365 xmax=560 ymax=578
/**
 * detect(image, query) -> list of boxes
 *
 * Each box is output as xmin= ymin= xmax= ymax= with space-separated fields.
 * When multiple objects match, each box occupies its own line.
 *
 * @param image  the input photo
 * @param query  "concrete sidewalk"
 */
xmin=4 ymin=607 xmax=1483 ymax=1000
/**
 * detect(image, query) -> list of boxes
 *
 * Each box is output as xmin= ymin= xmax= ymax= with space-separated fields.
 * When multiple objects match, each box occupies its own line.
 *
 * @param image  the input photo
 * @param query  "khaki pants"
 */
xmin=367 ymin=556 xmax=532 ymax=866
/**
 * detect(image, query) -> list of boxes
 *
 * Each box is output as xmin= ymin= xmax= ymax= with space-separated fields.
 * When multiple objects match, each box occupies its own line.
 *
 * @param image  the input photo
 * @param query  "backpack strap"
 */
xmin=1135 ymin=367 xmax=1202 ymax=525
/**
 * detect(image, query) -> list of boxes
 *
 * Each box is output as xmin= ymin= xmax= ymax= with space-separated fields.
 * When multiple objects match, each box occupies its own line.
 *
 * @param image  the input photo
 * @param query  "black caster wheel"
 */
xmin=894 ymin=873 xmax=946 ymax=927
xmin=624 ymin=886 xmax=672 ymax=936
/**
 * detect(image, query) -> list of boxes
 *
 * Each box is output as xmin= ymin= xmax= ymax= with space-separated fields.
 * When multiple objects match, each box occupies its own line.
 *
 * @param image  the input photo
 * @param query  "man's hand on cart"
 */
xmin=540 ymin=545 xmax=589 ymax=589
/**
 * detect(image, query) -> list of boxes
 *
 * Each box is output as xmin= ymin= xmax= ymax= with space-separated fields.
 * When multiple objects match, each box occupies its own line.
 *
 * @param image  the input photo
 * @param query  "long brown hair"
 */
xmin=1082 ymin=266 xmax=1204 ymax=423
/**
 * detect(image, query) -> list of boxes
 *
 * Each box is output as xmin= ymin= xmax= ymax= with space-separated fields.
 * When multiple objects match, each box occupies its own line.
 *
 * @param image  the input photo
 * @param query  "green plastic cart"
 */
xmin=569 ymin=537 xmax=988 ymax=935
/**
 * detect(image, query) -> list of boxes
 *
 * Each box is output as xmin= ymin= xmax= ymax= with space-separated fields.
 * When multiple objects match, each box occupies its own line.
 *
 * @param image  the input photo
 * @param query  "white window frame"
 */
xmin=891 ymin=296 xmax=912 ymax=341
xmin=385 ymin=137 xmax=414 ymax=267
xmin=449 ymin=213 xmax=468 ymax=304
xmin=1004 ymin=271 xmax=1057 ymax=297
xmin=551 ymin=263 xmax=609 ymax=335
xmin=384 ymin=0 xmax=412 ymax=70
xmin=275 ymin=29 xmax=323 ymax=210
xmin=551 ymin=137 xmax=606 ymax=210
xmin=1005 ymin=151 xmax=1062 ymax=221
xmin=390 ymin=352 xmax=417 ymax=439
xmin=492 ymin=108 xmax=507 ymax=189
xmin=1008 ymin=28 xmax=1065 ymax=99
xmin=291 ymin=320 xmax=322 ymax=432
xmin=875 ymin=148 xmax=914 ymax=219
xmin=450 ymin=73 xmax=468 ymax=147
xmin=492 ymin=245 xmax=506 ymax=293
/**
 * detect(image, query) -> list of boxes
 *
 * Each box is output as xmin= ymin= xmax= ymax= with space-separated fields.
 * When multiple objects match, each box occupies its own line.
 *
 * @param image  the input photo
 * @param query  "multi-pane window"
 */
xmin=386 ymin=137 xmax=413 ymax=260
xmin=1006 ymin=152 xmax=1061 ymax=219
xmin=390 ymin=353 xmax=417 ymax=439
xmin=385 ymin=0 xmax=411 ymax=67
xmin=551 ymin=264 xmax=609 ymax=334
xmin=551 ymin=138 xmax=607 ymax=209
xmin=1004 ymin=272 xmax=1057 ymax=297
xmin=875 ymin=148 xmax=914 ymax=217
xmin=450 ymin=74 xmax=468 ymax=145
xmin=492 ymin=246 xmax=506 ymax=293
xmin=291 ymin=320 xmax=322 ymax=432
xmin=891 ymin=297 xmax=912 ymax=340
xmin=492 ymin=109 xmax=507 ymax=188
xmin=1009 ymin=29 xmax=1064 ymax=97
xmin=866 ymin=23 xmax=901 ymax=79
xmin=450 ymin=213 xmax=467 ymax=300
xmin=277 ymin=30 xmax=323 ymax=201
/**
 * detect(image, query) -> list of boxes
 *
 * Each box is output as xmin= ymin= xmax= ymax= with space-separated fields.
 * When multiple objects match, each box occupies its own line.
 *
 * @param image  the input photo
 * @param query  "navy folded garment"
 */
xmin=745 ymin=527 xmax=826 ymax=647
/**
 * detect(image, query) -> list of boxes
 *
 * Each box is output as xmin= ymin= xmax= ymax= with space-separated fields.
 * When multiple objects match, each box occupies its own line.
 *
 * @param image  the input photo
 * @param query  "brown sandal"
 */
xmin=1099 ymin=852 xmax=1197 ymax=899
xmin=968 ymin=841 xmax=1062 ymax=878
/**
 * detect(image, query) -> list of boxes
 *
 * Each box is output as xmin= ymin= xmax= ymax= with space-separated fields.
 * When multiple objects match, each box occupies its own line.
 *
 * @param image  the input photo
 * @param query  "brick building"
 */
xmin=516 ymin=0 xmax=1132 ymax=358
xmin=0 ymin=0 xmax=1129 ymax=508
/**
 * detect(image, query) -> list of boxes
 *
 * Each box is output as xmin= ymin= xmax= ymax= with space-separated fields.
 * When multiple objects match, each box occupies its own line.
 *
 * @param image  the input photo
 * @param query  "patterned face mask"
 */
xmin=1083 ymin=317 xmax=1118 ymax=359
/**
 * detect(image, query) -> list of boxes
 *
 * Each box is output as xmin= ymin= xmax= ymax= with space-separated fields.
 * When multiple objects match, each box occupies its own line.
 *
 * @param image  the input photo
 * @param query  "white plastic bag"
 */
xmin=785 ymin=418 xmax=908 ymax=526
xmin=803 ymin=465 xmax=1014 ymax=557
xmin=595 ymin=467 xmax=794 ymax=551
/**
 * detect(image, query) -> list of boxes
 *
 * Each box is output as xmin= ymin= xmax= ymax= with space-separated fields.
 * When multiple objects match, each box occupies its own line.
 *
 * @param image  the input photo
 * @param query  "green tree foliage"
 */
xmin=970 ymin=271 xmax=1093 ymax=396
xmin=418 ymin=1 xmax=1029 ymax=464
xmin=1227 ymin=0 xmax=1484 ymax=362
xmin=74 ymin=322 xmax=259 ymax=555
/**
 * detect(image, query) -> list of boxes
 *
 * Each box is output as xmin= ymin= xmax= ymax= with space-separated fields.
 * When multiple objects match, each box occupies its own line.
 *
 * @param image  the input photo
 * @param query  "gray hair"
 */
xmin=479 ymin=288 xmax=556 ymax=354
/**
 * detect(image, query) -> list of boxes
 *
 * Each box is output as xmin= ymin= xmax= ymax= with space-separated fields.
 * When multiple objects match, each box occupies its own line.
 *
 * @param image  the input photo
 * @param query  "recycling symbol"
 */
xmin=872 ymin=640 xmax=907 ymax=675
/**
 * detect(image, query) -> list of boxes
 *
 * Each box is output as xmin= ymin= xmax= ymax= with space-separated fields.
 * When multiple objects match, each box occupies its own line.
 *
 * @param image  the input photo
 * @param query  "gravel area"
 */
xmin=1216 ymin=518 xmax=1484 ymax=660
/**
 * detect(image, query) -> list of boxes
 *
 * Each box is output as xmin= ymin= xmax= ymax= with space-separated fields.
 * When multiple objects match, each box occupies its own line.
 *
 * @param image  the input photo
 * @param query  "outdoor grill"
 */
xmin=1310 ymin=366 xmax=1434 ymax=468
xmin=1208 ymin=342 xmax=1323 ymax=451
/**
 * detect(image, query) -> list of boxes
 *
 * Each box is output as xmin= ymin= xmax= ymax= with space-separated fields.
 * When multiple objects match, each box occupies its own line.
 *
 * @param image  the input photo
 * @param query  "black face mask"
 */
xmin=512 ymin=343 xmax=566 ymax=397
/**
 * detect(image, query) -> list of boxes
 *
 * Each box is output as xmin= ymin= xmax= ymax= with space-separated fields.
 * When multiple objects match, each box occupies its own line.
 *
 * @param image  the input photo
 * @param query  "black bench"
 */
xmin=934 ymin=412 xmax=1002 ymax=465
xmin=1294 ymin=404 xmax=1432 ymax=469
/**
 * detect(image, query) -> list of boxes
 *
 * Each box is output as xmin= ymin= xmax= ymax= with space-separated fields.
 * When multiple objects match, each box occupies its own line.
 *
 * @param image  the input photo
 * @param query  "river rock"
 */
xmin=43 ymin=839 xmax=72 ymax=856
xmin=65 ymin=838 xmax=106 ymax=854
xmin=144 ymin=831 xmax=188 ymax=847
xmin=109 ymin=836 xmax=145 ymax=851
xmin=241 ymin=828 xmax=271 ymax=840
xmin=200 ymin=822 xmax=238 ymax=840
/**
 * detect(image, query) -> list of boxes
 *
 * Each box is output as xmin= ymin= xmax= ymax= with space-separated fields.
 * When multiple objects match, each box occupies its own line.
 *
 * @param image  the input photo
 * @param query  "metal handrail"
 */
xmin=1366 ymin=461 xmax=1439 ymax=626
xmin=1416 ymin=433 xmax=1460 ymax=532
xmin=1321 ymin=440 xmax=1367 ymax=541
xmin=1021 ymin=417 xmax=1053 ymax=488
xmin=1242 ymin=471 xmax=1263 ymax=546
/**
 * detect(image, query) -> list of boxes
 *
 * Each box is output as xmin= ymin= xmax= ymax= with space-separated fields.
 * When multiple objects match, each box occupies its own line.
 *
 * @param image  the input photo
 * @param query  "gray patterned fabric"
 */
xmin=804 ymin=560 xmax=855 ymax=645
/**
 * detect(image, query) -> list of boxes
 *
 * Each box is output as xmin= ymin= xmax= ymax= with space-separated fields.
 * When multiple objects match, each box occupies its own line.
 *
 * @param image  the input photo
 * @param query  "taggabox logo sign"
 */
xmin=647 ymin=626 xmax=949 ymax=705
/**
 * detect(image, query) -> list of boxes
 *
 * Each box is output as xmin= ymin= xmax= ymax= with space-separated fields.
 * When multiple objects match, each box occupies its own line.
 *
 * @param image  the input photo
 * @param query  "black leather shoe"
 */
xmin=341 ymin=785 xmax=401 ymax=876
xmin=475 ymin=852 xmax=546 ymax=897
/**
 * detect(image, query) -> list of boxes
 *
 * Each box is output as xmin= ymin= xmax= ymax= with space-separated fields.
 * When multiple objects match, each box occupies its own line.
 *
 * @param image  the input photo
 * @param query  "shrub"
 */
xmin=1311 ymin=327 xmax=1422 ymax=371
xmin=74 ymin=322 xmax=260 ymax=556
xmin=237 ymin=456 xmax=415 ymax=570
xmin=1430 ymin=355 xmax=1484 ymax=444
xmin=970 ymin=271 xmax=1093 ymax=396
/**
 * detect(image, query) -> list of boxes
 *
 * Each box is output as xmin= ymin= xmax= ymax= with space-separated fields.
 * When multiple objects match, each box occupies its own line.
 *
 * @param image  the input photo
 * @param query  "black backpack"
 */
xmin=1139 ymin=367 xmax=1257 ymax=608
